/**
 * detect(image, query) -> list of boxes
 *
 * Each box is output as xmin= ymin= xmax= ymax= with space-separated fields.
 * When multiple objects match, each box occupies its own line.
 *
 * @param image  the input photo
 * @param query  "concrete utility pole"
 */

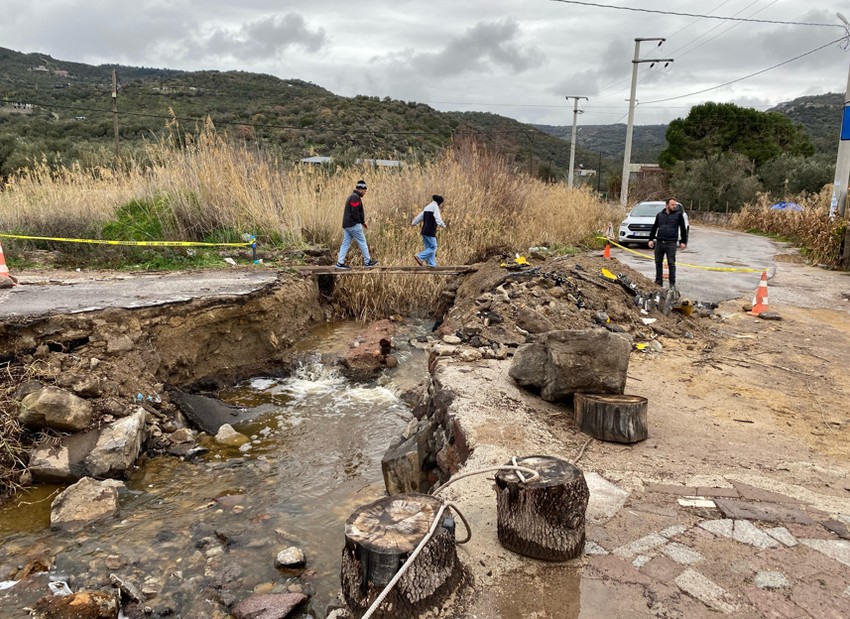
xmin=830 ymin=13 xmax=850 ymax=220
xmin=566 ymin=96 xmax=588 ymax=187
xmin=112 ymin=69 xmax=120 ymax=162
xmin=619 ymin=38 xmax=674 ymax=207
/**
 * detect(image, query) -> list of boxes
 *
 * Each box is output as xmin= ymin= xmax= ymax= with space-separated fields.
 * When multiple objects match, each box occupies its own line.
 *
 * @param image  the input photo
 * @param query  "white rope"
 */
xmin=361 ymin=462 xmax=540 ymax=617
xmin=432 ymin=464 xmax=539 ymax=495
xmin=361 ymin=502 xmax=448 ymax=619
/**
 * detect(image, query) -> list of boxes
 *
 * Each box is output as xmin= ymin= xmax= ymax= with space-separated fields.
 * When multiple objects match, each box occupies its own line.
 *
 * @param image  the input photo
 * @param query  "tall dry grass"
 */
xmin=0 ymin=131 xmax=619 ymax=316
xmin=731 ymin=186 xmax=846 ymax=266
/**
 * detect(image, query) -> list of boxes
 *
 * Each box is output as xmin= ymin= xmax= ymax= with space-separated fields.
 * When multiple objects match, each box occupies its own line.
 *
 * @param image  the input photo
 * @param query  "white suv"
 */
xmin=618 ymin=201 xmax=689 ymax=247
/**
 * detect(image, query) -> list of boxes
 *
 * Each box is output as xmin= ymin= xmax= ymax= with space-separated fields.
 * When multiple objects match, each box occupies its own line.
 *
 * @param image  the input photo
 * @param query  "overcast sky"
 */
xmin=2 ymin=1 xmax=849 ymax=127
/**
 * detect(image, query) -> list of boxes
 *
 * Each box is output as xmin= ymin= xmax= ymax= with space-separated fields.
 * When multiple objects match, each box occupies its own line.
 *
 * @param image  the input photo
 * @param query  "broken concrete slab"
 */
xmin=764 ymin=526 xmax=798 ymax=547
xmin=754 ymin=571 xmax=790 ymax=590
xmin=800 ymin=538 xmax=850 ymax=568
xmin=585 ymin=471 xmax=630 ymax=524
xmin=613 ymin=533 xmax=668 ymax=560
xmin=645 ymin=483 xmax=696 ymax=495
xmin=583 ymin=541 xmax=608 ymax=556
xmin=678 ymin=497 xmax=716 ymax=508
xmin=640 ymin=555 xmax=685 ymax=583
xmin=713 ymin=498 xmax=814 ymax=525
xmin=731 ymin=481 xmax=804 ymax=504
xmin=661 ymin=542 xmax=703 ymax=565
xmin=674 ymin=568 xmax=736 ymax=614
xmin=699 ymin=519 xmax=780 ymax=549
xmin=659 ymin=524 xmax=689 ymax=539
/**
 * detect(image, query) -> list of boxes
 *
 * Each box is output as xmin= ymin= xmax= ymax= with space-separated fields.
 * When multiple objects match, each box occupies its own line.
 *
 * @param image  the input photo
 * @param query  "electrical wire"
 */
xmin=548 ymin=0 xmax=842 ymax=27
xmin=641 ymin=35 xmax=847 ymax=105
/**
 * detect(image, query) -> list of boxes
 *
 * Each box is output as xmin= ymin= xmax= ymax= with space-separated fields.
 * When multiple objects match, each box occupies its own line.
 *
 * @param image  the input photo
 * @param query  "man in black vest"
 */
xmin=336 ymin=180 xmax=378 ymax=269
xmin=648 ymin=197 xmax=688 ymax=288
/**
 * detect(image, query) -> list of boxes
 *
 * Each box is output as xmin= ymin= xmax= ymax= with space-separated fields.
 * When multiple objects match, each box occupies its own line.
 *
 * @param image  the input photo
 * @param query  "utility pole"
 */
xmin=112 ymin=69 xmax=120 ymax=162
xmin=619 ymin=38 xmax=673 ymax=206
xmin=565 ymin=95 xmax=588 ymax=187
xmin=830 ymin=13 xmax=850 ymax=220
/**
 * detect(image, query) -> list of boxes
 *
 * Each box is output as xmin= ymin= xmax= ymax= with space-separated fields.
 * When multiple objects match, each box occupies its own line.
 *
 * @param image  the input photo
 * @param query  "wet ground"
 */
xmin=0 ymin=322 xmax=429 ymax=618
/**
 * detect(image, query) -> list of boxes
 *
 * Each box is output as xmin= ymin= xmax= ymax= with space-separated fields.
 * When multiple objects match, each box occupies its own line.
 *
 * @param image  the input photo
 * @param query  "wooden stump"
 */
xmin=495 ymin=456 xmax=589 ymax=561
xmin=574 ymin=393 xmax=648 ymax=443
xmin=340 ymin=493 xmax=462 ymax=619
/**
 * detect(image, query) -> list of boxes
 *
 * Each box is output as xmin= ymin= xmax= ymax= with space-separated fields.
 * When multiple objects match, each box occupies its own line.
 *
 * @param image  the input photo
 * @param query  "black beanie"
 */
xmin=432 ymin=194 xmax=444 ymax=205
xmin=356 ymin=180 xmax=368 ymax=190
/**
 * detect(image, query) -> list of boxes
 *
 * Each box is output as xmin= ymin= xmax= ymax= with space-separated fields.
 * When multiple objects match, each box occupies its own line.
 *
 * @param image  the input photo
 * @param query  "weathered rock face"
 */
xmin=509 ymin=328 xmax=631 ymax=401
xmin=50 ymin=477 xmax=123 ymax=532
xmin=29 ymin=431 xmax=100 ymax=483
xmin=19 ymin=386 xmax=93 ymax=432
xmin=338 ymin=319 xmax=397 ymax=381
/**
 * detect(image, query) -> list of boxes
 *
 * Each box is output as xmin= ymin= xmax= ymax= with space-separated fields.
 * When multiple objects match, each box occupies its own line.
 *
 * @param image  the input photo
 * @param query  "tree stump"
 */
xmin=495 ymin=455 xmax=589 ymax=561
xmin=574 ymin=393 xmax=648 ymax=443
xmin=340 ymin=493 xmax=462 ymax=619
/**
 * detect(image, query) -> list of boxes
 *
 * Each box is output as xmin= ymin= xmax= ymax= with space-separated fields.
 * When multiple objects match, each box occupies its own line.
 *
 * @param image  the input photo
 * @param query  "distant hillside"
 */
xmin=536 ymin=93 xmax=843 ymax=165
xmin=534 ymin=123 xmax=668 ymax=164
xmin=0 ymin=46 xmax=601 ymax=179
xmin=769 ymin=92 xmax=842 ymax=156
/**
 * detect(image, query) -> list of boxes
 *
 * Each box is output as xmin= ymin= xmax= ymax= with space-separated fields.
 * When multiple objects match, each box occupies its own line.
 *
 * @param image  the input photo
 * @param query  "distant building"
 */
xmin=300 ymin=156 xmax=403 ymax=168
xmin=31 ymin=65 xmax=49 ymax=72
xmin=54 ymin=70 xmax=70 ymax=78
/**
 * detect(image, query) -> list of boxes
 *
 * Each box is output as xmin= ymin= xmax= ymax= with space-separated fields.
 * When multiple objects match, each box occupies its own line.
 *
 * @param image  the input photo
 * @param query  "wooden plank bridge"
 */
xmin=297 ymin=265 xmax=473 ymax=275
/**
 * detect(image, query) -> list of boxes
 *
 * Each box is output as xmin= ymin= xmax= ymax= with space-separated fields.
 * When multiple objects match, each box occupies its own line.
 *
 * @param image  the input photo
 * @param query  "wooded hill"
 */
xmin=0 ymin=46 xmax=601 ymax=179
xmin=0 ymin=46 xmax=841 ymax=179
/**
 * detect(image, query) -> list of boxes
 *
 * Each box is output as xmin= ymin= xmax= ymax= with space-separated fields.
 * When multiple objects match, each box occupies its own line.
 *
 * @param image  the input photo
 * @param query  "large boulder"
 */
xmin=84 ymin=408 xmax=146 ymax=478
xmin=338 ymin=319 xmax=396 ymax=381
xmin=50 ymin=477 xmax=123 ymax=532
xmin=232 ymin=593 xmax=307 ymax=619
xmin=29 ymin=431 xmax=100 ymax=483
xmin=32 ymin=590 xmax=119 ymax=619
xmin=19 ymin=386 xmax=93 ymax=432
xmin=509 ymin=328 xmax=630 ymax=402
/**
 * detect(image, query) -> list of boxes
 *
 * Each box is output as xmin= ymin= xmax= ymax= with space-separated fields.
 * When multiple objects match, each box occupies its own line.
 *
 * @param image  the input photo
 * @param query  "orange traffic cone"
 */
xmin=0 ymin=242 xmax=17 ymax=287
xmin=603 ymin=243 xmax=611 ymax=259
xmin=748 ymin=271 xmax=769 ymax=316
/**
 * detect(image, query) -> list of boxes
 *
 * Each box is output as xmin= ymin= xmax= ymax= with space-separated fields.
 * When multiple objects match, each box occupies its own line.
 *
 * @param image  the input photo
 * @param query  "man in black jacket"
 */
xmin=336 ymin=180 xmax=378 ymax=269
xmin=648 ymin=198 xmax=688 ymax=288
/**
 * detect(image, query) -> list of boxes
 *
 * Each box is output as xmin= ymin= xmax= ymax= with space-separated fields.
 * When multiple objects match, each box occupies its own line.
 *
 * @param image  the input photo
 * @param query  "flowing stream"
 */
xmin=0 ymin=322 xmax=426 ymax=618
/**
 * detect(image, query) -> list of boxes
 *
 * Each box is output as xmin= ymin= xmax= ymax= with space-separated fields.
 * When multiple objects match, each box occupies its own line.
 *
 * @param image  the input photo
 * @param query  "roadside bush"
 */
xmin=758 ymin=153 xmax=834 ymax=196
xmin=731 ymin=186 xmax=845 ymax=266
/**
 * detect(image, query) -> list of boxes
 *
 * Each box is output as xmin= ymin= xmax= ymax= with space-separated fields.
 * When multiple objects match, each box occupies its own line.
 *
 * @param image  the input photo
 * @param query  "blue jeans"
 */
xmin=337 ymin=224 xmax=371 ymax=264
xmin=416 ymin=235 xmax=438 ymax=267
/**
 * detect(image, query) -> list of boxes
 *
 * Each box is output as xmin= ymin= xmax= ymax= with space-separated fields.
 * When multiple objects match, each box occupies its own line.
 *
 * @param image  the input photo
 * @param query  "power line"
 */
xmin=642 ymin=35 xmax=847 ymax=105
xmin=548 ymin=0 xmax=842 ymax=27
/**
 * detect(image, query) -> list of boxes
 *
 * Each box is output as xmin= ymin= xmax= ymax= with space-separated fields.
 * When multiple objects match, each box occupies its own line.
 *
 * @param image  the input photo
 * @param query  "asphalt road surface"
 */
xmin=613 ymin=224 xmax=780 ymax=304
xmin=0 ymin=270 xmax=278 ymax=320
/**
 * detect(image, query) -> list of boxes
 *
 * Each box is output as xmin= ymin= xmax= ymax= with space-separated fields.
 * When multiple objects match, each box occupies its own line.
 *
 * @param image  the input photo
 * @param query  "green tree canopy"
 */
xmin=659 ymin=102 xmax=815 ymax=169
xmin=670 ymin=152 xmax=762 ymax=211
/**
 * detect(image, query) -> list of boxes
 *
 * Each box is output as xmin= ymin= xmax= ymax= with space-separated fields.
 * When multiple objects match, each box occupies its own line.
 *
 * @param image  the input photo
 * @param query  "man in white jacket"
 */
xmin=412 ymin=194 xmax=446 ymax=267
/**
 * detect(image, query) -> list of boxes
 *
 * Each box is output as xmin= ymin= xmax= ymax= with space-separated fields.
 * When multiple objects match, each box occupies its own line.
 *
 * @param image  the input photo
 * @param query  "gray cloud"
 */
xmin=404 ymin=20 xmax=543 ymax=78
xmin=190 ymin=13 xmax=326 ymax=62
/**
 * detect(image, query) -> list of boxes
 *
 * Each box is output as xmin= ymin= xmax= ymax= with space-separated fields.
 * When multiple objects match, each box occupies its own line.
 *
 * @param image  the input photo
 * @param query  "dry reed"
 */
xmin=731 ymin=186 xmax=846 ymax=266
xmin=0 ymin=131 xmax=618 ymax=316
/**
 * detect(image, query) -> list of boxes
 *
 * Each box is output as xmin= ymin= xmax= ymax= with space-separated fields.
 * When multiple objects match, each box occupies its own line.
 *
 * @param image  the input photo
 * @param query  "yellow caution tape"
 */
xmin=634 ymin=343 xmax=648 ymax=351
xmin=597 ymin=236 xmax=766 ymax=273
xmin=0 ymin=233 xmax=251 ymax=247
xmin=600 ymin=268 xmax=618 ymax=281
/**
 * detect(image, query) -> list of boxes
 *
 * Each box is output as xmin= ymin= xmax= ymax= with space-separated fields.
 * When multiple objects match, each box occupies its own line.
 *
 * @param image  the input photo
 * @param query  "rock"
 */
xmin=84 ymin=408 xmax=146 ymax=477
xmin=232 ymin=593 xmax=308 ymax=619
xmin=169 ymin=389 xmax=247 ymax=434
xmin=215 ymin=424 xmax=250 ymax=447
xmin=106 ymin=334 xmax=135 ymax=353
xmin=50 ymin=477 xmax=123 ymax=532
xmin=509 ymin=328 xmax=630 ymax=402
xmin=32 ymin=590 xmax=120 ymax=619
xmin=274 ymin=546 xmax=306 ymax=568
xmin=457 ymin=348 xmax=483 ymax=362
xmin=109 ymin=573 xmax=145 ymax=603
xmin=338 ymin=319 xmax=397 ymax=381
xmin=29 ymin=430 xmax=99 ymax=482
xmin=19 ymin=386 xmax=93 ymax=432
xmin=516 ymin=307 xmax=556 ymax=334
xmin=13 ymin=380 xmax=43 ymax=400
xmin=442 ymin=334 xmax=462 ymax=345
xmin=384 ymin=354 xmax=398 ymax=368
xmin=170 ymin=428 xmax=195 ymax=444
xmin=71 ymin=376 xmax=103 ymax=398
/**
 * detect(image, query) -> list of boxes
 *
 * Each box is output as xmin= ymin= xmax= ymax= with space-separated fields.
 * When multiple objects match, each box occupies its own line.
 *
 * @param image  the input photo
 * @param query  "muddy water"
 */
xmin=0 ymin=322 xmax=428 ymax=618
